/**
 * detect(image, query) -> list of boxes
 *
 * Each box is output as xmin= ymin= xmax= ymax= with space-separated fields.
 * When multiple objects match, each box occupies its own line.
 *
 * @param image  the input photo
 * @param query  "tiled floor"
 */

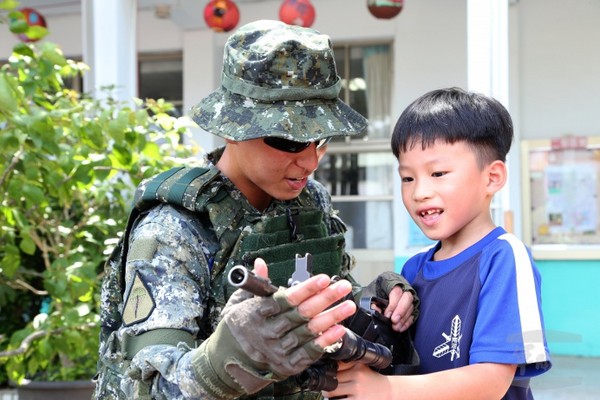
xmin=530 ymin=355 xmax=600 ymax=399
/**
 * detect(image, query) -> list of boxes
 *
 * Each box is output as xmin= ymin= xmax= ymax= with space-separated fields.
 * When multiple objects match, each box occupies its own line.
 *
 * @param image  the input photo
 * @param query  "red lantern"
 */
xmin=367 ymin=0 xmax=404 ymax=19
xmin=279 ymin=0 xmax=315 ymax=28
xmin=204 ymin=0 xmax=240 ymax=32
xmin=16 ymin=7 xmax=47 ymax=42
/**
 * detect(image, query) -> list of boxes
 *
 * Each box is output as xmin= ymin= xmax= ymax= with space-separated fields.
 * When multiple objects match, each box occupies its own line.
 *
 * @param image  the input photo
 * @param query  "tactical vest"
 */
xmin=97 ymin=165 xmax=352 ymax=400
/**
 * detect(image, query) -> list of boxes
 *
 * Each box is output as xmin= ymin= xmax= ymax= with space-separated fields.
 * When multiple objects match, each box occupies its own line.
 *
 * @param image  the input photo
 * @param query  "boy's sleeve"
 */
xmin=471 ymin=235 xmax=551 ymax=378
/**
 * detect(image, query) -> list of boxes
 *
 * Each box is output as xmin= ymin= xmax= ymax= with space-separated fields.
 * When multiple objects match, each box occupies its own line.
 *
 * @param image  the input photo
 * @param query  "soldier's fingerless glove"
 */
xmin=191 ymin=288 xmax=324 ymax=399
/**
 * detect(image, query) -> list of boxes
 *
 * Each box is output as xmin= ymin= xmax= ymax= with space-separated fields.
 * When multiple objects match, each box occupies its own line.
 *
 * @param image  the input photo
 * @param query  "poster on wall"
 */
xmin=545 ymin=164 xmax=597 ymax=236
xmin=522 ymin=136 xmax=600 ymax=259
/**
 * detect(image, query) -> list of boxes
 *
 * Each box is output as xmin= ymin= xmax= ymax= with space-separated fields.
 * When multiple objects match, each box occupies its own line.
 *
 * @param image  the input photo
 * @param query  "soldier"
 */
xmin=94 ymin=20 xmax=417 ymax=399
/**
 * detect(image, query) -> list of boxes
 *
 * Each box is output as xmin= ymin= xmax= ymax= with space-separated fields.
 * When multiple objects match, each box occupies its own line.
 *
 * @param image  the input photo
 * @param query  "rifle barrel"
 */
xmin=228 ymin=265 xmax=278 ymax=297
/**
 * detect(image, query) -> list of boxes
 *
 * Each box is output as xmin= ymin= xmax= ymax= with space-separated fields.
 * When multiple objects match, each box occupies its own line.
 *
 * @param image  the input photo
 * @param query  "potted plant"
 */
xmin=0 ymin=3 xmax=197 ymax=397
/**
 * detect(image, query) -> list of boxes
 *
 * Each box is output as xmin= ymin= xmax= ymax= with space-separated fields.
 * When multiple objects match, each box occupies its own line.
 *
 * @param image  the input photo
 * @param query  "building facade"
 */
xmin=1 ymin=0 xmax=599 ymax=357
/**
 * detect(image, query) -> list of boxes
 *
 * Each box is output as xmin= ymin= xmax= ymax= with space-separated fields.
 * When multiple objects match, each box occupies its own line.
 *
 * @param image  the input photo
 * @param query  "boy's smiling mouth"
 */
xmin=419 ymin=208 xmax=443 ymax=218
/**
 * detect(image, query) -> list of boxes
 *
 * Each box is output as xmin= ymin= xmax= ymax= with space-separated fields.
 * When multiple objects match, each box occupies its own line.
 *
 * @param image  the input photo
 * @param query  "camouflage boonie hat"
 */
xmin=190 ymin=19 xmax=368 ymax=142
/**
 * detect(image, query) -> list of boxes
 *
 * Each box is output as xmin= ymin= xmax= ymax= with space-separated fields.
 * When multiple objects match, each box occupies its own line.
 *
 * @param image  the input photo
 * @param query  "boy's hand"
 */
xmin=323 ymin=362 xmax=391 ymax=400
xmin=366 ymin=271 xmax=419 ymax=332
xmin=384 ymin=286 xmax=415 ymax=332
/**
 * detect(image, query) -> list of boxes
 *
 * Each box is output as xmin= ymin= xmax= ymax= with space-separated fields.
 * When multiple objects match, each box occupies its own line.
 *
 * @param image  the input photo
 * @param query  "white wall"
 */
xmin=516 ymin=0 xmax=600 ymax=139
xmin=137 ymin=8 xmax=182 ymax=52
xmin=391 ymin=0 xmax=468 ymax=122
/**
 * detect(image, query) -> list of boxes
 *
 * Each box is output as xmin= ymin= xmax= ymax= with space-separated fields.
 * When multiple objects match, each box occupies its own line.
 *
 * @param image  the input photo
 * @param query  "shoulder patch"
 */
xmin=128 ymin=237 xmax=159 ymax=262
xmin=123 ymin=272 xmax=156 ymax=326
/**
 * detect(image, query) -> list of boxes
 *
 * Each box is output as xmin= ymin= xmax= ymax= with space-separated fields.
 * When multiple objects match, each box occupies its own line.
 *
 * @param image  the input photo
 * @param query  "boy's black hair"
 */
xmin=391 ymin=87 xmax=513 ymax=166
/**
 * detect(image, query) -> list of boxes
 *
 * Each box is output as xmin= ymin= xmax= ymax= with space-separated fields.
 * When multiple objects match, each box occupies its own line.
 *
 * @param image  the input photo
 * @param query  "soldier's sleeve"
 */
xmin=117 ymin=204 xmax=226 ymax=399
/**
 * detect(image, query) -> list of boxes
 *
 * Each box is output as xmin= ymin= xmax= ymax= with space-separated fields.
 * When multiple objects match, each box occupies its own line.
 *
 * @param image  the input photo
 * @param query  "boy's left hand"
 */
xmin=383 ymin=286 xmax=415 ymax=332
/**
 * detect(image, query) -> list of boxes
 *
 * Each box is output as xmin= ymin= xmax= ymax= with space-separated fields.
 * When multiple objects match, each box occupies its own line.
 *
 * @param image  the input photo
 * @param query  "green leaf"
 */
xmin=72 ymin=163 xmax=93 ymax=185
xmin=21 ymin=183 xmax=45 ymax=205
xmin=0 ymin=133 xmax=20 ymax=152
xmin=142 ymin=141 xmax=160 ymax=159
xmin=7 ymin=358 xmax=26 ymax=384
xmin=8 ymin=18 xmax=28 ymax=34
xmin=12 ymin=42 xmax=35 ymax=58
xmin=41 ymin=43 xmax=67 ymax=67
xmin=25 ymin=25 xmax=48 ymax=41
xmin=27 ymin=357 xmax=40 ymax=377
xmin=0 ymin=73 xmax=18 ymax=113
xmin=0 ymin=245 xmax=21 ymax=278
xmin=0 ymin=206 xmax=16 ymax=226
xmin=45 ymin=275 xmax=67 ymax=298
xmin=107 ymin=111 xmax=128 ymax=142
xmin=37 ymin=338 xmax=53 ymax=358
xmin=112 ymin=143 xmax=133 ymax=167
xmin=155 ymin=112 xmax=175 ymax=131
xmin=24 ymin=163 xmax=40 ymax=180
xmin=19 ymin=234 xmax=37 ymax=255
xmin=0 ymin=0 xmax=19 ymax=11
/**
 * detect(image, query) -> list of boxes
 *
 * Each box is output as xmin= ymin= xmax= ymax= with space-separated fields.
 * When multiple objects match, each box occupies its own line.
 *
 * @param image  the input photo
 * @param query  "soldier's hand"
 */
xmin=253 ymin=257 xmax=356 ymax=348
xmin=191 ymin=257 xmax=356 ymax=399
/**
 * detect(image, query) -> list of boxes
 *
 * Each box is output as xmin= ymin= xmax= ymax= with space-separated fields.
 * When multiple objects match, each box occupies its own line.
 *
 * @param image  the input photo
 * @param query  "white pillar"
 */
xmin=82 ymin=0 xmax=137 ymax=104
xmin=183 ymin=28 xmax=223 ymax=154
xmin=467 ymin=0 xmax=521 ymax=236
xmin=467 ymin=0 xmax=509 ymax=103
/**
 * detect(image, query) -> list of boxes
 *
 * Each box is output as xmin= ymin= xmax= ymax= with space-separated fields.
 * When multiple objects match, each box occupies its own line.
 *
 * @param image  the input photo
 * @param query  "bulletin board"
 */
xmin=521 ymin=136 xmax=600 ymax=259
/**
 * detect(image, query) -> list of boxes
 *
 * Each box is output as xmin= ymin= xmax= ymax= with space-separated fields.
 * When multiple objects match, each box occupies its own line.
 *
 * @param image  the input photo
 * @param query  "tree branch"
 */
xmin=10 ymin=278 xmax=48 ymax=296
xmin=0 ymin=322 xmax=97 ymax=358
xmin=0 ymin=147 xmax=23 ymax=194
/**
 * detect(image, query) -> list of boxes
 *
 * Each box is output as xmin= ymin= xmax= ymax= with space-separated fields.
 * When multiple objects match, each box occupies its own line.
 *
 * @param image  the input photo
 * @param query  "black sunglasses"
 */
xmin=263 ymin=136 xmax=332 ymax=153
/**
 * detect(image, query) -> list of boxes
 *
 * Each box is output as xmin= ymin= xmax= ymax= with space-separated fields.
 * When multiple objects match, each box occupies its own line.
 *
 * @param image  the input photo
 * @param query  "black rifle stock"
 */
xmin=227 ymin=254 xmax=412 ymax=392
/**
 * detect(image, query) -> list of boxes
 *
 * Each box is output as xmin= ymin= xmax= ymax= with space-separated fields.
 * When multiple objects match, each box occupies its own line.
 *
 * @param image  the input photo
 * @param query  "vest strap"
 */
xmin=166 ymin=166 xmax=210 ymax=205
xmin=141 ymin=166 xmax=185 ymax=203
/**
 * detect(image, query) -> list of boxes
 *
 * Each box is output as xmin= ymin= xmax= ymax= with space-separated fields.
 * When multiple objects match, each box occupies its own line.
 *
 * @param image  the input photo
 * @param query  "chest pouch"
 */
xmin=233 ymin=208 xmax=345 ymax=290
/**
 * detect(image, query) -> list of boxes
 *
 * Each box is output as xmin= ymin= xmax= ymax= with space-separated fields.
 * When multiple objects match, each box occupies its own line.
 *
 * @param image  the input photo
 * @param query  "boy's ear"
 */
xmin=486 ymin=160 xmax=507 ymax=194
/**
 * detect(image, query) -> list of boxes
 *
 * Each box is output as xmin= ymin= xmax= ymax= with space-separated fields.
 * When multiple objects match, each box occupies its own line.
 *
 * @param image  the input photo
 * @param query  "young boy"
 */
xmin=324 ymin=87 xmax=551 ymax=399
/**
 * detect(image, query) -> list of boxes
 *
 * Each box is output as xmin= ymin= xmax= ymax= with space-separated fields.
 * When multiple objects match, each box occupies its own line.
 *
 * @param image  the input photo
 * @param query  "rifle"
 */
xmin=228 ymin=253 xmax=418 ymax=392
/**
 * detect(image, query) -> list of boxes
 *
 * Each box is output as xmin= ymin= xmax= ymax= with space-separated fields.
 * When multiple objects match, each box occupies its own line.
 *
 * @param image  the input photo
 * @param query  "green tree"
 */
xmin=0 ymin=1 xmax=198 ymax=384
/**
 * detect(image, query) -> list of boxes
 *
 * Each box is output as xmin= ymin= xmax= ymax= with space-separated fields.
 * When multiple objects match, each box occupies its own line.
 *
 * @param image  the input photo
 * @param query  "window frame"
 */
xmin=318 ymin=41 xmax=395 ymax=251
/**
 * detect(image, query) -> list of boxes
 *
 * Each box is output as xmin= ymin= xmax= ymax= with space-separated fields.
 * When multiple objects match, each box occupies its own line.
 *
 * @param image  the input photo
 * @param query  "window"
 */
xmin=138 ymin=52 xmax=183 ymax=115
xmin=314 ymin=43 xmax=395 ymax=250
xmin=63 ymin=60 xmax=84 ymax=93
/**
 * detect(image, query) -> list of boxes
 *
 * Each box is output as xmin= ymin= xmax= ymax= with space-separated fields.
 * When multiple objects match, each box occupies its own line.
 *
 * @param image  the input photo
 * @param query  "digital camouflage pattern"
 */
xmin=189 ymin=19 xmax=368 ymax=143
xmin=93 ymin=148 xmax=357 ymax=399
xmin=95 ymin=19 xmax=372 ymax=400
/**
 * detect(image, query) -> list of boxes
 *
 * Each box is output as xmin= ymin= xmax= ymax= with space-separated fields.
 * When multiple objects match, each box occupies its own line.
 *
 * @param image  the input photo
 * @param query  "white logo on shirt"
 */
xmin=433 ymin=315 xmax=462 ymax=361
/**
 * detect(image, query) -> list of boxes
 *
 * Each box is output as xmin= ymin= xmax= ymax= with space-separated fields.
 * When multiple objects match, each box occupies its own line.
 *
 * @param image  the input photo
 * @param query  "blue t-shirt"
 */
xmin=402 ymin=227 xmax=551 ymax=399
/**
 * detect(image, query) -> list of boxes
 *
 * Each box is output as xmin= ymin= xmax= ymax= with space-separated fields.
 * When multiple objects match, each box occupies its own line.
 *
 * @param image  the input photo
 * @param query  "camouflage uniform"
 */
xmin=93 ymin=20 xmax=408 ymax=399
xmin=94 ymin=148 xmax=359 ymax=399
